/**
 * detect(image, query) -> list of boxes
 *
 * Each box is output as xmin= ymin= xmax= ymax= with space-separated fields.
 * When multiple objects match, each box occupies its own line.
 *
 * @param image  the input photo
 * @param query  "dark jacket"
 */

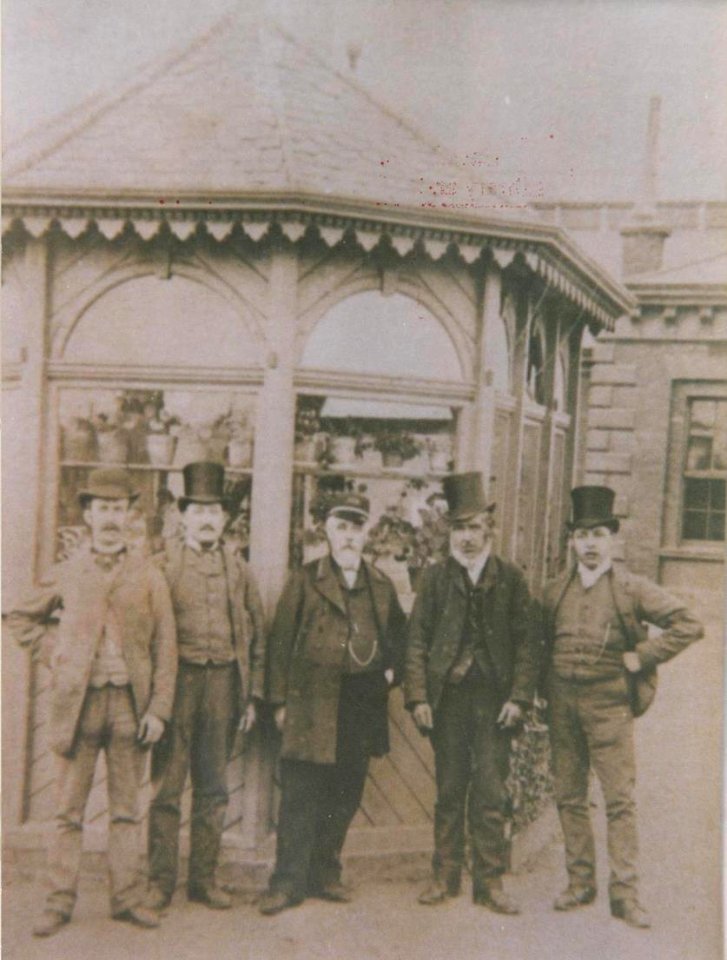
xmin=7 ymin=546 xmax=177 ymax=757
xmin=268 ymin=555 xmax=407 ymax=765
xmin=404 ymin=555 xmax=540 ymax=713
xmin=159 ymin=539 xmax=267 ymax=708
xmin=539 ymin=564 xmax=704 ymax=691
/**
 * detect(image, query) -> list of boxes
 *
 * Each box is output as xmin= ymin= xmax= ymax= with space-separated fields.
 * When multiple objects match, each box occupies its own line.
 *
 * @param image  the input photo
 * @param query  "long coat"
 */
xmin=7 ymin=546 xmax=177 ymax=757
xmin=159 ymin=539 xmax=267 ymax=708
xmin=268 ymin=555 xmax=407 ymax=765
xmin=404 ymin=555 xmax=540 ymax=713
xmin=539 ymin=563 xmax=704 ymax=689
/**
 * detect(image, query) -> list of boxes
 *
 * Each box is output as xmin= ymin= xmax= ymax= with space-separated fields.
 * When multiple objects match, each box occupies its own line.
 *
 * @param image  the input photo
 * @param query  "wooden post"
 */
xmin=2 ymin=236 xmax=50 ymax=827
xmin=470 ymin=261 xmax=501 ymax=496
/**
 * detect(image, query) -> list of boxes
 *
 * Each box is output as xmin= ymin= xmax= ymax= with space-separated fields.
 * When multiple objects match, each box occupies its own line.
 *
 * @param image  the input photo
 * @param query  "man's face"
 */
xmin=449 ymin=512 xmax=492 ymax=559
xmin=325 ymin=515 xmax=367 ymax=569
xmin=570 ymin=525 xmax=614 ymax=570
xmin=83 ymin=497 xmax=131 ymax=552
xmin=182 ymin=502 xmax=227 ymax=548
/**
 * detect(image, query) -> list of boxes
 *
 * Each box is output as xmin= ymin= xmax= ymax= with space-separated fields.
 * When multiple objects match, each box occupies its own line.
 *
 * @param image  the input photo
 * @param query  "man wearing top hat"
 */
xmin=146 ymin=462 xmax=267 ymax=911
xmin=539 ymin=485 xmax=703 ymax=929
xmin=6 ymin=469 xmax=177 ymax=937
xmin=258 ymin=492 xmax=406 ymax=915
xmin=405 ymin=472 xmax=540 ymax=915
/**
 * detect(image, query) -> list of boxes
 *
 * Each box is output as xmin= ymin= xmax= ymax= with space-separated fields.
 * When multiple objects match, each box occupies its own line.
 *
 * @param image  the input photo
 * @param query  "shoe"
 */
xmin=418 ymin=879 xmax=448 ymax=905
xmin=188 ymin=885 xmax=232 ymax=910
xmin=611 ymin=898 xmax=651 ymax=929
xmin=554 ymin=886 xmax=597 ymax=911
xmin=258 ymin=889 xmax=301 ymax=916
xmin=317 ymin=880 xmax=352 ymax=903
xmin=473 ymin=888 xmax=521 ymax=915
xmin=145 ymin=886 xmax=172 ymax=912
xmin=113 ymin=906 xmax=161 ymax=929
xmin=33 ymin=910 xmax=69 ymax=938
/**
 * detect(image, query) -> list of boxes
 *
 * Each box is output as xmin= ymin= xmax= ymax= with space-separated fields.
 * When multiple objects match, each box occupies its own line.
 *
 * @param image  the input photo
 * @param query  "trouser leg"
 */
xmin=467 ymin=674 xmax=512 ymax=894
xmin=148 ymin=665 xmax=198 ymax=897
xmin=269 ymin=759 xmax=324 ymax=901
xmin=45 ymin=689 xmax=105 ymax=918
xmin=188 ymin=664 xmax=238 ymax=892
xmin=549 ymin=679 xmax=596 ymax=891
xmin=105 ymin=686 xmax=146 ymax=915
xmin=431 ymin=685 xmax=471 ymax=885
xmin=582 ymin=677 xmax=639 ymax=901
xmin=308 ymin=744 xmax=369 ymax=890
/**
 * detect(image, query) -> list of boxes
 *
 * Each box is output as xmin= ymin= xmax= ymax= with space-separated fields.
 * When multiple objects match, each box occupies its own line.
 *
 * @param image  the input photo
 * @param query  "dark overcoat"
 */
xmin=404 ymin=554 xmax=540 ymax=713
xmin=159 ymin=538 xmax=267 ymax=708
xmin=8 ymin=546 xmax=178 ymax=757
xmin=267 ymin=555 xmax=407 ymax=765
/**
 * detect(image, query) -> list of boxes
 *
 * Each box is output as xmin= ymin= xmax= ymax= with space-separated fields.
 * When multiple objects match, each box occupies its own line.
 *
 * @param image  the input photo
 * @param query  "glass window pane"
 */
xmin=712 ymin=402 xmax=727 ymax=469
xmin=690 ymin=400 xmax=716 ymax=431
xmin=682 ymin=511 xmax=707 ymax=540
xmin=684 ymin=477 xmax=710 ymax=509
xmin=686 ymin=437 xmax=712 ymax=471
xmin=707 ymin=511 xmax=725 ymax=541
xmin=710 ymin=479 xmax=726 ymax=509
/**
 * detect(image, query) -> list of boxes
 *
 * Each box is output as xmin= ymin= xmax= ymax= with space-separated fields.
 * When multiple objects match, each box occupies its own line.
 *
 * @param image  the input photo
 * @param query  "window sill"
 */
xmin=660 ymin=546 xmax=725 ymax=563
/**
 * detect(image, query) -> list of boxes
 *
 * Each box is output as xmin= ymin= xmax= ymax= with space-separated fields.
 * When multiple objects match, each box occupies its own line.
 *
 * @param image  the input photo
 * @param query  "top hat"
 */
xmin=568 ymin=485 xmax=620 ymax=533
xmin=442 ymin=472 xmax=495 ymax=521
xmin=178 ymin=462 xmax=229 ymax=511
xmin=78 ymin=468 xmax=139 ymax=508
xmin=326 ymin=492 xmax=370 ymax=525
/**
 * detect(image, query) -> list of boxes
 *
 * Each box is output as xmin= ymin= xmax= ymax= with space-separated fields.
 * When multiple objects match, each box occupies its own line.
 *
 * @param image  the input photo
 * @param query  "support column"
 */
xmin=244 ymin=244 xmax=298 ymax=848
xmin=470 ymin=261 xmax=501 ymax=496
xmin=2 ymin=236 xmax=50 ymax=828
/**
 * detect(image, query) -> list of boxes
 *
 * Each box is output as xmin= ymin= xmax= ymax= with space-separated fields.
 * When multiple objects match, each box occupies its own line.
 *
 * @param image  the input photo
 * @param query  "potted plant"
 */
xmin=61 ymin=416 xmax=96 ymax=462
xmin=294 ymin=404 xmax=321 ymax=463
xmin=226 ymin=413 xmax=254 ymax=469
xmin=93 ymin=413 xmax=129 ymax=463
xmin=326 ymin=417 xmax=363 ymax=466
xmin=427 ymin=434 xmax=453 ymax=473
xmin=145 ymin=408 xmax=179 ymax=466
xmin=374 ymin=430 xmax=422 ymax=468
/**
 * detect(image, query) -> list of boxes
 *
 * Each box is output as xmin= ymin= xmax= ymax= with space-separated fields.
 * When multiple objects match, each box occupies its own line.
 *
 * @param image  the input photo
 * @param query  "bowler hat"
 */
xmin=326 ymin=492 xmax=370 ymax=525
xmin=568 ymin=485 xmax=620 ymax=533
xmin=178 ymin=462 xmax=229 ymax=511
xmin=78 ymin=468 xmax=139 ymax=508
xmin=442 ymin=472 xmax=495 ymax=521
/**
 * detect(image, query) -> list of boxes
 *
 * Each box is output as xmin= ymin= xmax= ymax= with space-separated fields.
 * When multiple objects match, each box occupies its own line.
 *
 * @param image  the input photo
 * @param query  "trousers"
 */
xmin=46 ymin=685 xmax=145 ymax=918
xmin=269 ymin=674 xmax=379 ymax=900
xmin=548 ymin=673 xmax=638 ymax=900
xmin=148 ymin=662 xmax=239 ymax=896
xmin=431 ymin=666 xmax=512 ymax=895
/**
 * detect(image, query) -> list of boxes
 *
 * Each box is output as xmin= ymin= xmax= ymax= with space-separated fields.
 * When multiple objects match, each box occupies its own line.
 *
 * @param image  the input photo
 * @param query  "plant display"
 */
xmin=506 ymin=702 xmax=553 ymax=834
xmin=373 ymin=430 xmax=422 ymax=462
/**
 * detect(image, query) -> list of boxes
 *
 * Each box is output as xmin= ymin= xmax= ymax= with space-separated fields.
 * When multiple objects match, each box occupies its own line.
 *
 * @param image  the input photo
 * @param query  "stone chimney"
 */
xmin=620 ymin=96 xmax=671 ymax=277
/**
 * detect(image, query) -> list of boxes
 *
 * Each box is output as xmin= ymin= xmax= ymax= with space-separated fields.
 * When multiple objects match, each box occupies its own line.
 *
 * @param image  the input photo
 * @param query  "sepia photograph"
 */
xmin=2 ymin=1 xmax=725 ymax=958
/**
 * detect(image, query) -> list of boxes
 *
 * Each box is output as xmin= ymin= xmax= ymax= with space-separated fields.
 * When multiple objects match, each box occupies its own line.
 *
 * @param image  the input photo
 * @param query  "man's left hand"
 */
xmin=497 ymin=701 xmax=523 ymax=730
xmin=239 ymin=702 xmax=257 ymax=734
xmin=138 ymin=713 xmax=165 ymax=745
xmin=623 ymin=652 xmax=642 ymax=674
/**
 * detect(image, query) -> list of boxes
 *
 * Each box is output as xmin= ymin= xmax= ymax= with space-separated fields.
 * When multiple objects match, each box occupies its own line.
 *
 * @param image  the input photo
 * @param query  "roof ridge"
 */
xmin=267 ymin=19 xmax=506 ymax=205
xmin=3 ymin=11 xmax=237 ymax=179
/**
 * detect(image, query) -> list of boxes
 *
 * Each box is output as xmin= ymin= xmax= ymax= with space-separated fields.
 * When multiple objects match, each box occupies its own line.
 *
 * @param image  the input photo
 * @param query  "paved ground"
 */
xmin=3 ymin=616 xmax=722 ymax=960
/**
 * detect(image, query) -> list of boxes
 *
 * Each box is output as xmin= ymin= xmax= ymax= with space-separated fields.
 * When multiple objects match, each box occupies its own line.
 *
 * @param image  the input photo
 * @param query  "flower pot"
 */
xmin=382 ymin=451 xmax=404 ymax=468
xmin=429 ymin=450 xmax=451 ymax=473
xmin=173 ymin=432 xmax=208 ymax=468
xmin=294 ymin=437 xmax=316 ymax=463
xmin=146 ymin=433 xmax=176 ymax=467
xmin=330 ymin=436 xmax=357 ymax=465
xmin=97 ymin=430 xmax=129 ymax=464
xmin=61 ymin=419 xmax=96 ymax=462
xmin=227 ymin=438 xmax=253 ymax=469
xmin=360 ymin=448 xmax=383 ymax=470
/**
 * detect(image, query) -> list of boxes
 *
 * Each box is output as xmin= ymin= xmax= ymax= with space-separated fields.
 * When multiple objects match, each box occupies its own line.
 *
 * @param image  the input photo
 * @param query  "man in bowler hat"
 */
xmin=539 ymin=485 xmax=703 ymax=928
xmin=259 ymin=492 xmax=406 ymax=914
xmin=147 ymin=462 xmax=267 ymax=911
xmin=405 ymin=472 xmax=540 ymax=914
xmin=7 ymin=469 xmax=177 ymax=936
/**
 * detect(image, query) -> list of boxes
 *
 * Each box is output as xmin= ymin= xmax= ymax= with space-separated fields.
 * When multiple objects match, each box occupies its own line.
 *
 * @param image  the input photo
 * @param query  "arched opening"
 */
xmin=63 ymin=275 xmax=261 ymax=367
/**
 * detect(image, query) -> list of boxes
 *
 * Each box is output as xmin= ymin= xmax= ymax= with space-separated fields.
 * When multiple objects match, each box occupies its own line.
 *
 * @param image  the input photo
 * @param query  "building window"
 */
xmin=682 ymin=399 xmax=727 ymax=542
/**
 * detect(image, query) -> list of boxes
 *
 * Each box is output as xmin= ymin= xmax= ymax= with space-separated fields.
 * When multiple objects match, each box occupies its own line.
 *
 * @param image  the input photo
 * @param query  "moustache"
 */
xmin=101 ymin=524 xmax=121 ymax=533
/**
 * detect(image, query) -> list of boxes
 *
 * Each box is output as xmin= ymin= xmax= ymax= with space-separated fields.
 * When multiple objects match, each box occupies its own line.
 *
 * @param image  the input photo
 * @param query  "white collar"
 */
xmin=452 ymin=544 xmax=491 ymax=585
xmin=577 ymin=559 xmax=612 ymax=589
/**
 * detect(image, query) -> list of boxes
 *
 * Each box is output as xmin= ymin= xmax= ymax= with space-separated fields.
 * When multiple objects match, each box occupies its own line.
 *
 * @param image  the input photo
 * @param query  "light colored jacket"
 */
xmin=7 ymin=546 xmax=177 ymax=757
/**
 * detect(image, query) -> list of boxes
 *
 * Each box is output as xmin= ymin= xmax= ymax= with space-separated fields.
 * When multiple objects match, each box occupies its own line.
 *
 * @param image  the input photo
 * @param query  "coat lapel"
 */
xmin=314 ymin=555 xmax=347 ymax=615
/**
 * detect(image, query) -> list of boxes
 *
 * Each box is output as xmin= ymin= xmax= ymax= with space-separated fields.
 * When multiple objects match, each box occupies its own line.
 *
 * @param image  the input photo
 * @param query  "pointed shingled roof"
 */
xmin=4 ymin=15 xmax=512 ymax=214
